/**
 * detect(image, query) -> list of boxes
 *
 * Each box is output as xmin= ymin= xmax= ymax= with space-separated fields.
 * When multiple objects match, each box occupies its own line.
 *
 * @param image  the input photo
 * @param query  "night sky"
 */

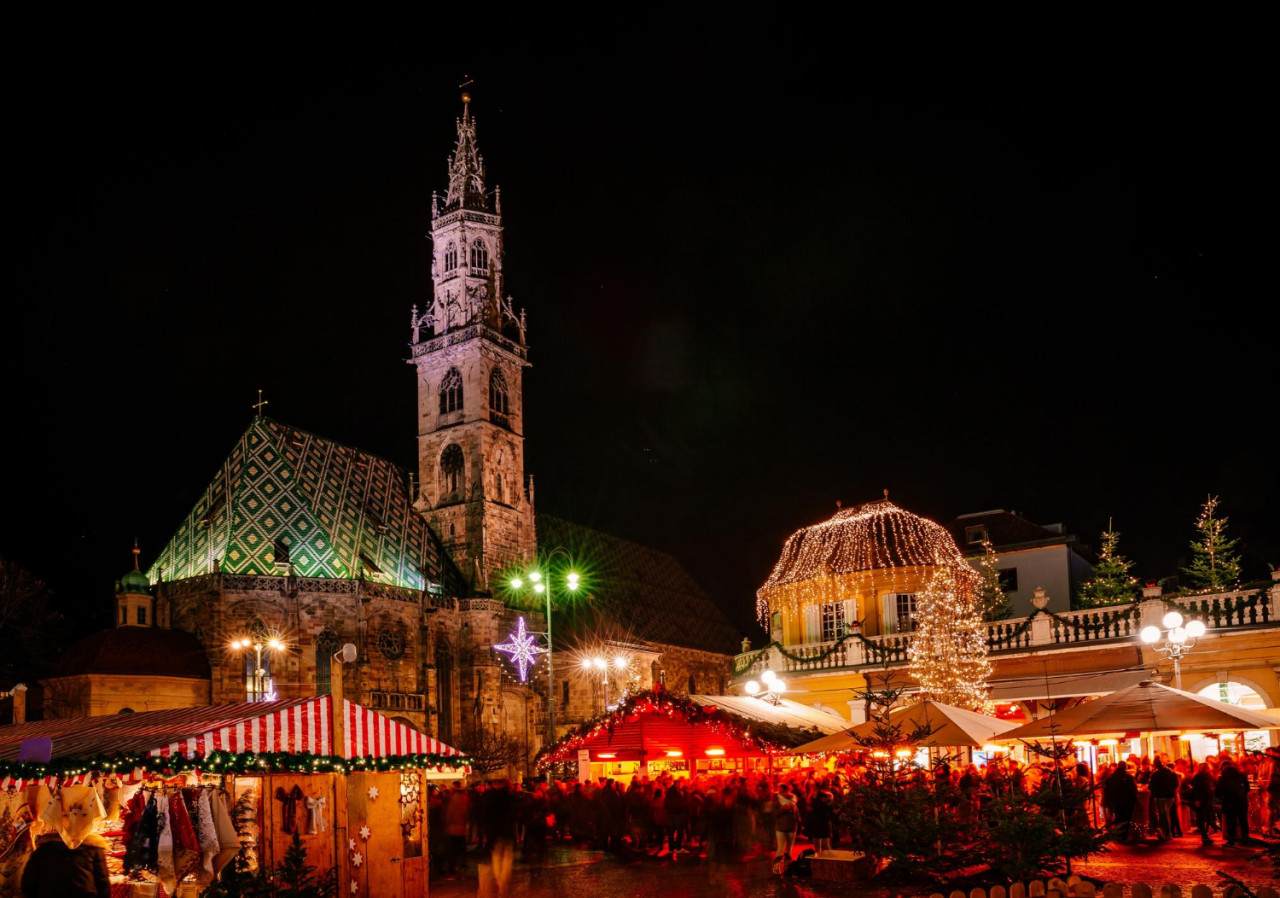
xmin=5 ymin=24 xmax=1275 ymax=650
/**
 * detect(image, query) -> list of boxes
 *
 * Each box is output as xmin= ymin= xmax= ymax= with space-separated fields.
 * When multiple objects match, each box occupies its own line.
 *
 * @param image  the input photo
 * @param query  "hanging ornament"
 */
xmin=359 ymin=824 xmax=371 ymax=841
xmin=366 ymin=786 xmax=379 ymax=801
xmin=351 ymin=851 xmax=363 ymax=867
xmin=351 ymin=884 xmax=359 ymax=895
xmin=493 ymin=616 xmax=545 ymax=682
xmin=348 ymin=838 xmax=357 ymax=851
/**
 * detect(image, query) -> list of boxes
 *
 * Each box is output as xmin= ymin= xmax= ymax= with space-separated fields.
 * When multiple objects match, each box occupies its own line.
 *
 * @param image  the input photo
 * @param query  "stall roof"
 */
xmin=0 ymin=696 xmax=462 ymax=762
xmin=689 ymin=695 xmax=849 ymax=735
xmin=987 ymin=669 xmax=1152 ymax=702
xmin=792 ymin=700 xmax=1020 ymax=754
xmin=996 ymin=680 xmax=1280 ymax=741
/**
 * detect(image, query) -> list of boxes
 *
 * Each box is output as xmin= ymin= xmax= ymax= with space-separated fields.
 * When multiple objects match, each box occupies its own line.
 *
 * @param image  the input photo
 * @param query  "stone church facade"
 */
xmin=44 ymin=98 xmax=738 ymax=772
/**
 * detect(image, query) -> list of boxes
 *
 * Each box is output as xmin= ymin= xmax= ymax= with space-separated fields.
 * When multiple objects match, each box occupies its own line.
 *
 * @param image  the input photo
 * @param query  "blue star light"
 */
xmin=493 ymin=616 xmax=545 ymax=682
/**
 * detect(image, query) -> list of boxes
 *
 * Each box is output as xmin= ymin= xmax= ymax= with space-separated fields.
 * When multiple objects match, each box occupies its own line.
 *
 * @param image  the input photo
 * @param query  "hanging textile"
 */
xmin=60 ymin=784 xmax=106 ymax=848
xmin=304 ymin=795 xmax=328 ymax=834
xmin=156 ymin=791 xmax=175 ymax=894
xmin=123 ymin=793 xmax=159 ymax=874
xmin=274 ymin=785 xmax=303 ymax=834
xmin=209 ymin=792 xmax=241 ymax=879
xmin=194 ymin=790 xmax=218 ymax=875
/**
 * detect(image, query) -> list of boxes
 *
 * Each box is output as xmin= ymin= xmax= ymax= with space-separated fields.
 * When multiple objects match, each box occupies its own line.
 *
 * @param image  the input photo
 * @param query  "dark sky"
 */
xmin=5 ymin=22 xmax=1276 ymax=648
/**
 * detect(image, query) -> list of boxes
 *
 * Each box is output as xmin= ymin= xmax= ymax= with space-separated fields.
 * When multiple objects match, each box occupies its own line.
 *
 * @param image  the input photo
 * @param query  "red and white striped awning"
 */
xmin=0 ymin=695 xmax=465 ymax=787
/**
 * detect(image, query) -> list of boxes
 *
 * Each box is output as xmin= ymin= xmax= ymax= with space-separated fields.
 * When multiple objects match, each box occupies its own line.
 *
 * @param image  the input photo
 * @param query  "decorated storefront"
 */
xmin=537 ymin=687 xmax=838 ymax=782
xmin=0 ymin=696 xmax=467 ymax=898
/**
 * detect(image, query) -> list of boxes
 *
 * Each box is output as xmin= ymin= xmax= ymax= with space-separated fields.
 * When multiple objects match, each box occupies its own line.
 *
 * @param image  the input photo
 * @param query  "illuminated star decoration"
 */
xmin=351 ymin=884 xmax=359 ymax=895
xmin=360 ymin=825 xmax=371 ymax=841
xmin=493 ymin=616 xmax=545 ymax=682
xmin=351 ymin=851 xmax=363 ymax=867
xmin=367 ymin=786 xmax=379 ymax=801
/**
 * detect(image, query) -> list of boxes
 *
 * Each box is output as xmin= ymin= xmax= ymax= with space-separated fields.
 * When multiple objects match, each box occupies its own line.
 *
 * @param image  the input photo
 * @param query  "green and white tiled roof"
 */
xmin=148 ymin=417 xmax=466 ymax=594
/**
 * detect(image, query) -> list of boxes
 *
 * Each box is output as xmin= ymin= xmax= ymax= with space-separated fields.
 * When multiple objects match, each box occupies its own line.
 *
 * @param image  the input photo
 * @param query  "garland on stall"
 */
xmin=0 ymin=749 xmax=470 ymax=783
xmin=535 ymin=687 xmax=820 ymax=769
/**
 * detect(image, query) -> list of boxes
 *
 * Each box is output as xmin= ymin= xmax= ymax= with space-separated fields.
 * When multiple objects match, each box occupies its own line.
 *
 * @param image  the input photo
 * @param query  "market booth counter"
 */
xmin=0 ymin=695 xmax=467 ymax=898
xmin=537 ymin=687 xmax=837 ymax=781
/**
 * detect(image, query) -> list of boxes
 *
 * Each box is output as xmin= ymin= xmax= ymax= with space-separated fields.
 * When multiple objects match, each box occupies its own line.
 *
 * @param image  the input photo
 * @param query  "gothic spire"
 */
xmin=444 ymin=91 xmax=488 ymax=211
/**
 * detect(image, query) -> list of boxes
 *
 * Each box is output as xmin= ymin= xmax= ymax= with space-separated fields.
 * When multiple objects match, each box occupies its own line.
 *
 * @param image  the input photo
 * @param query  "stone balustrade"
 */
xmin=732 ymin=584 xmax=1280 ymax=682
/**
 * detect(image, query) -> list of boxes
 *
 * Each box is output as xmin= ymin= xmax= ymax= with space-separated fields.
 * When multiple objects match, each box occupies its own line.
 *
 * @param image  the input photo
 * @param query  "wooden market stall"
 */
xmin=538 ymin=688 xmax=836 ymax=782
xmin=0 ymin=695 xmax=467 ymax=898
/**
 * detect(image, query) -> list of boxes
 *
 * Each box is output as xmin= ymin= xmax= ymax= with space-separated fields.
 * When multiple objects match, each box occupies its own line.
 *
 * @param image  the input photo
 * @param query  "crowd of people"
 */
xmin=425 ymin=744 xmax=1280 ymax=883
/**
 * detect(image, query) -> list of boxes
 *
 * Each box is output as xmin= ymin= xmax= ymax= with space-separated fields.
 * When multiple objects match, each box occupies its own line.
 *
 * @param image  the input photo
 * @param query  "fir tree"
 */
xmin=907 ymin=560 xmax=992 ymax=711
xmin=1182 ymin=495 xmax=1242 ymax=592
xmin=1075 ymin=524 xmax=1140 ymax=609
xmin=975 ymin=538 xmax=1012 ymax=621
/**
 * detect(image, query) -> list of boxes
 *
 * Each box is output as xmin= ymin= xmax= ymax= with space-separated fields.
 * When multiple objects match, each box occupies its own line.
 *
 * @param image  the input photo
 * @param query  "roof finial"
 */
xmin=835 ymin=500 xmax=842 ymax=510
xmin=459 ymin=74 xmax=474 ymax=118
xmin=883 ymin=488 xmax=890 ymax=501
xmin=132 ymin=538 xmax=141 ymax=570
xmin=253 ymin=389 xmax=268 ymax=418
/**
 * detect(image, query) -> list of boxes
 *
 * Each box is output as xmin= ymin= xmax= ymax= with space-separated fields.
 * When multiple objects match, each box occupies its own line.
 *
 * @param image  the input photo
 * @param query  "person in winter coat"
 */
xmin=1187 ymin=762 xmax=1216 ymax=845
xmin=21 ymin=832 xmax=111 ymax=898
xmin=772 ymin=784 xmax=800 ymax=874
xmin=1147 ymin=758 xmax=1180 ymax=841
xmin=1101 ymin=761 xmax=1139 ymax=842
xmin=1215 ymin=758 xmax=1251 ymax=846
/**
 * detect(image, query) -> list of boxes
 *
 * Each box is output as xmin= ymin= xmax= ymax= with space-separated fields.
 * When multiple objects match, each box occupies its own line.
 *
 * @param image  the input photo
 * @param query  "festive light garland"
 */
xmin=535 ymin=687 xmax=818 ymax=768
xmin=906 ymin=560 xmax=992 ymax=712
xmin=756 ymin=498 xmax=970 ymax=624
xmin=0 ymin=749 xmax=471 ymax=783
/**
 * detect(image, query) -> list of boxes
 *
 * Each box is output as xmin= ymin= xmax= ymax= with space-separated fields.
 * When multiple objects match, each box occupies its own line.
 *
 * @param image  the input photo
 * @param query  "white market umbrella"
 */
xmin=791 ymin=700 xmax=1020 ymax=754
xmin=996 ymin=679 xmax=1280 ymax=742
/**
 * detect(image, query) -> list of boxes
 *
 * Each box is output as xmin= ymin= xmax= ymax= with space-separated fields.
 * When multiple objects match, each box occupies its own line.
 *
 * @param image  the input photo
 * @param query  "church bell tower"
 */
xmin=409 ymin=93 xmax=535 ymax=591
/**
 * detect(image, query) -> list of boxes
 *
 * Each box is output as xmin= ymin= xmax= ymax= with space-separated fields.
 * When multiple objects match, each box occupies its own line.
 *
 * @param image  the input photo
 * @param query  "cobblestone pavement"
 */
xmin=428 ymin=835 xmax=1275 ymax=898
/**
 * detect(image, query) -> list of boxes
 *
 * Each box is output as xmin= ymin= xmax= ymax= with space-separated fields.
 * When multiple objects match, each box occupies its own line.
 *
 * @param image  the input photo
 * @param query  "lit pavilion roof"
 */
xmin=756 ymin=497 xmax=971 ymax=623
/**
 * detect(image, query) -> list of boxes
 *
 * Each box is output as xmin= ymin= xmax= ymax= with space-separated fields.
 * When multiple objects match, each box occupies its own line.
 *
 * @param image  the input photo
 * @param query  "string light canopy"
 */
xmin=756 ymin=495 xmax=971 ymax=624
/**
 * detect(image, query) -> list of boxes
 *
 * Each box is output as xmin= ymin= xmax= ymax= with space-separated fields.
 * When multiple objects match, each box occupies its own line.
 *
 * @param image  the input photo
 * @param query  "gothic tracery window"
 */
xmin=488 ymin=367 xmax=509 ymax=416
xmin=379 ymin=628 xmax=406 ymax=660
xmin=469 ymin=238 xmax=489 ymax=272
xmin=440 ymin=444 xmax=465 ymax=497
xmin=443 ymin=242 xmax=458 ymax=273
xmin=439 ymin=367 xmax=463 ymax=415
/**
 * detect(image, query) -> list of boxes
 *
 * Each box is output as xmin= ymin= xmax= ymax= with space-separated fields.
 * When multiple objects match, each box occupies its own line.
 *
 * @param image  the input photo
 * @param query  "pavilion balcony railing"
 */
xmin=731 ymin=584 xmax=1280 ymax=682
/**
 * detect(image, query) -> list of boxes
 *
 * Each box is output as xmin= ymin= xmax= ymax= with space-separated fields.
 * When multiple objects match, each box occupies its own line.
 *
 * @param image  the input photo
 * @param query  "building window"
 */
xmin=316 ymin=630 xmax=340 ymax=696
xmin=820 ymin=602 xmax=846 ymax=642
xmin=881 ymin=593 xmax=918 ymax=634
xmin=965 ymin=525 xmax=988 ymax=545
xmin=562 ymin=680 xmax=570 ymax=706
xmin=688 ymin=674 xmax=697 ymax=694
xmin=120 ymin=605 xmax=126 ymax=624
xmin=469 ymin=239 xmax=489 ymax=272
xmin=443 ymin=242 xmax=458 ymax=273
xmin=489 ymin=368 xmax=509 ymax=416
xmin=245 ymin=650 xmax=273 ymax=702
xmin=273 ymin=537 xmax=291 ymax=566
xmin=439 ymin=367 xmax=463 ymax=415
xmin=998 ymin=568 xmax=1019 ymax=593
xmin=136 ymin=606 xmax=147 ymax=626
xmin=440 ymin=444 xmax=465 ymax=497
xmin=379 ymin=628 xmax=406 ymax=660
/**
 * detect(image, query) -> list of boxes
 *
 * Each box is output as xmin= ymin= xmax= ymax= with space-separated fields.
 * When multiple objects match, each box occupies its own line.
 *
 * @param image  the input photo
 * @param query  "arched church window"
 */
xmin=439 ymin=367 xmax=463 ymax=415
xmin=440 ymin=444 xmax=464 ymax=496
xmin=488 ymin=368 xmax=509 ymax=416
xmin=315 ymin=629 xmax=340 ymax=696
xmin=379 ymin=628 xmax=406 ymax=660
xmin=443 ymin=242 xmax=458 ymax=273
xmin=469 ymin=239 xmax=489 ymax=272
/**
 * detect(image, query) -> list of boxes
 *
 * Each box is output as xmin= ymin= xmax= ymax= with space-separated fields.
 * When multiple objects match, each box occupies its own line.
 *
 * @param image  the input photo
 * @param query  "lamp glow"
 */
xmin=528 ymin=571 xmax=541 ymax=582
xmin=510 ymin=578 xmax=523 ymax=589
xmin=613 ymin=656 xmax=628 ymax=670
xmin=593 ymin=658 xmax=606 ymax=671
xmin=533 ymin=583 xmax=545 ymax=593
xmin=895 ymin=749 xmax=912 ymax=758
xmin=704 ymin=748 xmax=725 ymax=756
xmin=598 ymin=752 xmax=615 ymax=759
xmin=1140 ymin=626 xmax=1161 ymax=644
xmin=567 ymin=572 xmax=580 ymax=590
xmin=665 ymin=750 xmax=683 ymax=758
xmin=1185 ymin=619 xmax=1206 ymax=638
xmin=1163 ymin=611 xmax=1184 ymax=629
xmin=744 ymin=680 xmax=761 ymax=695
xmin=1168 ymin=627 xmax=1188 ymax=644
xmin=761 ymin=669 xmax=777 ymax=683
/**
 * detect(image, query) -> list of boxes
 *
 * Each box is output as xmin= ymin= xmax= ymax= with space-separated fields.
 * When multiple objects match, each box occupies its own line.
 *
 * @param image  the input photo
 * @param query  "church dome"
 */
xmin=51 ymin=628 xmax=212 ymax=680
xmin=756 ymin=497 xmax=970 ymax=622
xmin=119 ymin=567 xmax=151 ymax=594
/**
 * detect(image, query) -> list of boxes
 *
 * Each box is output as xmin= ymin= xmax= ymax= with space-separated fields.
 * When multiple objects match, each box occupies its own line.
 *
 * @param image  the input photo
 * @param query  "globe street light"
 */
xmin=1140 ymin=610 xmax=1207 ymax=690
xmin=509 ymin=553 xmax=579 ymax=780
xmin=228 ymin=632 xmax=288 ymax=702
xmin=744 ymin=668 xmax=787 ymax=705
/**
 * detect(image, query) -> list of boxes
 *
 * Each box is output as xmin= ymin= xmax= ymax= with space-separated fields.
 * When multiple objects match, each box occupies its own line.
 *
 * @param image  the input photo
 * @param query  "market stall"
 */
xmin=538 ymin=687 xmax=829 ymax=782
xmin=791 ymin=699 xmax=1020 ymax=764
xmin=0 ymin=696 xmax=467 ymax=898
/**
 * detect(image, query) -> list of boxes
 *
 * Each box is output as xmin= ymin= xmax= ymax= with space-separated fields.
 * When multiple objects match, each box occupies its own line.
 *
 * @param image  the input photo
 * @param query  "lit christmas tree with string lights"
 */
xmin=975 ymin=538 xmax=1012 ymax=621
xmin=1182 ymin=495 xmax=1242 ymax=592
xmin=1075 ymin=524 xmax=1140 ymax=608
xmin=907 ymin=559 xmax=992 ymax=711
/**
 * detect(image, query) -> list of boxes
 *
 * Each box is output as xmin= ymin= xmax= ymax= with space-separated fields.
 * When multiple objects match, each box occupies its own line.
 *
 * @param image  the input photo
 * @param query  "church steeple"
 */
xmin=408 ymin=93 xmax=536 ymax=591
xmin=443 ymin=93 xmax=489 ymax=213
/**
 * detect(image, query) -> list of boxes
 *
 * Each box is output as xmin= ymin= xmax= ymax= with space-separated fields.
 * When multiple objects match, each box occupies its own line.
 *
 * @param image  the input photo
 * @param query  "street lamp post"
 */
xmin=1140 ymin=610 xmax=1206 ymax=690
xmin=509 ymin=554 xmax=579 ymax=781
xmin=229 ymin=634 xmax=287 ymax=701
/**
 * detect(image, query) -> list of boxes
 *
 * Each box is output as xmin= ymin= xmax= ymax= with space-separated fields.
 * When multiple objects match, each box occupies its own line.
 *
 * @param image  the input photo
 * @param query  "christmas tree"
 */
xmin=1182 ymin=495 xmax=1242 ymax=592
xmin=976 ymin=538 xmax=1012 ymax=620
xmin=1075 ymin=524 xmax=1140 ymax=608
xmin=907 ymin=560 xmax=992 ymax=711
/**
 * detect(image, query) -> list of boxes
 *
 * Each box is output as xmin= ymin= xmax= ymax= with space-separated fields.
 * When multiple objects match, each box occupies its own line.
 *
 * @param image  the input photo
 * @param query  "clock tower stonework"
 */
xmin=409 ymin=97 xmax=535 ymax=591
